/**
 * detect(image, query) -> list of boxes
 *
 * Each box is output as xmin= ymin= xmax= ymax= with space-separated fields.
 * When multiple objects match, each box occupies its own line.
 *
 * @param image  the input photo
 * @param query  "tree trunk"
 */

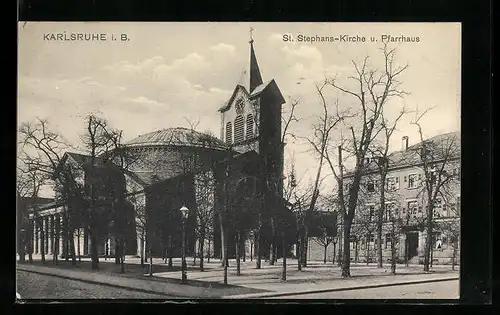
xmin=390 ymin=221 xmax=397 ymax=274
xmin=430 ymin=242 xmax=434 ymax=268
xmin=90 ymin=232 xmax=99 ymax=270
xmin=168 ymin=235 xmax=173 ymax=267
xmin=332 ymin=243 xmax=336 ymax=265
xmin=115 ymin=238 xmax=121 ymax=264
xmin=148 ymin=244 xmax=153 ymax=276
xmin=341 ymin=218 xmax=352 ymax=278
xmin=452 ymin=246 xmax=457 ymax=271
xmin=302 ymin=228 xmax=308 ymax=267
xmin=405 ymin=235 xmax=409 ymax=267
xmin=269 ymin=220 xmax=276 ymax=265
xmin=28 ymin=223 xmax=33 ymax=263
xmin=366 ymin=241 xmax=370 ymax=265
xmin=243 ymin=238 xmax=246 ymax=262
xmin=256 ymin=229 xmax=261 ymax=269
xmin=120 ymin=238 xmax=125 ymax=273
xmin=377 ymin=173 xmax=387 ymax=268
xmin=220 ymin=217 xmax=227 ymax=268
xmin=236 ymin=231 xmax=241 ymax=276
xmin=70 ymin=231 xmax=77 ymax=266
xmin=140 ymin=237 xmax=145 ymax=268
xmin=207 ymin=236 xmax=211 ymax=263
xmin=424 ymin=205 xmax=434 ymax=271
xmin=355 ymin=241 xmax=359 ymax=263
xmin=77 ymin=229 xmax=81 ymax=263
xmin=282 ymin=233 xmax=287 ymax=281
xmin=250 ymin=240 xmax=253 ymax=261
xmin=40 ymin=220 xmax=46 ymax=264
xmin=323 ymin=244 xmax=328 ymax=264
xmin=199 ymin=237 xmax=205 ymax=271
xmin=297 ymin=236 xmax=302 ymax=271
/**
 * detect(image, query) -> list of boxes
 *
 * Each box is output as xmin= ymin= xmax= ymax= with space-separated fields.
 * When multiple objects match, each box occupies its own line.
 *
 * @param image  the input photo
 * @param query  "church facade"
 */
xmin=25 ymin=37 xmax=290 ymax=263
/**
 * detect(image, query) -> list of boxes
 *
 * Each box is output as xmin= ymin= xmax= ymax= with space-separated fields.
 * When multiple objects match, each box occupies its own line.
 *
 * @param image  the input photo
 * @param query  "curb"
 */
xmin=224 ymin=277 xmax=459 ymax=299
xmin=17 ymin=266 xmax=190 ymax=298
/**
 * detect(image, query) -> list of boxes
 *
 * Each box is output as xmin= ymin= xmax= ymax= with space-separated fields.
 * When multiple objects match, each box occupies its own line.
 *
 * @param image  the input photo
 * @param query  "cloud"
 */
xmin=153 ymin=53 xmax=210 ymax=77
xmin=210 ymin=43 xmax=236 ymax=55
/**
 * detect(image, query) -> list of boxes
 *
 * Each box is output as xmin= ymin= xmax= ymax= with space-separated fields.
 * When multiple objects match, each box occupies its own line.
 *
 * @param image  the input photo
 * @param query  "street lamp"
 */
xmin=179 ymin=205 xmax=189 ymax=284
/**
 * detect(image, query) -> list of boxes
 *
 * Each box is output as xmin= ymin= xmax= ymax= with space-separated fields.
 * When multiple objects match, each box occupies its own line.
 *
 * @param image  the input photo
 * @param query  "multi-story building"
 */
xmin=340 ymin=132 xmax=461 ymax=265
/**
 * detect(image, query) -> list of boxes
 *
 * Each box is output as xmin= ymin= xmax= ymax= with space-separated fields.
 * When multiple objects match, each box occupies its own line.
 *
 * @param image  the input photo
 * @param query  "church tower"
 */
xmin=218 ymin=34 xmax=286 ymax=195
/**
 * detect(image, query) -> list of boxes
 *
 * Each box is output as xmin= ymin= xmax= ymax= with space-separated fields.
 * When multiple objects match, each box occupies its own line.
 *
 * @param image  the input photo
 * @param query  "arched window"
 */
xmin=246 ymin=114 xmax=254 ymax=139
xmin=225 ymin=122 xmax=232 ymax=144
xmin=234 ymin=115 xmax=245 ymax=143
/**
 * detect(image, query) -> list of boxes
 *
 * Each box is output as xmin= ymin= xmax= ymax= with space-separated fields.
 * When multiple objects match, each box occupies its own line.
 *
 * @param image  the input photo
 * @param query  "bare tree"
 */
xmin=369 ymin=107 xmax=407 ymax=267
xmin=411 ymin=110 xmax=460 ymax=271
xmin=18 ymin=118 xmax=70 ymax=264
xmin=303 ymin=83 xmax=350 ymax=268
xmin=322 ymin=44 xmax=409 ymax=277
xmin=16 ymin=160 xmax=48 ymax=263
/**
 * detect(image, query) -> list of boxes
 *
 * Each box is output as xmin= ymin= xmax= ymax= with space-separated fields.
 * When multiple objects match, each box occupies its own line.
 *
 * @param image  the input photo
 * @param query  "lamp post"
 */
xmin=19 ymin=228 xmax=26 ymax=262
xmin=180 ymin=205 xmax=189 ymax=284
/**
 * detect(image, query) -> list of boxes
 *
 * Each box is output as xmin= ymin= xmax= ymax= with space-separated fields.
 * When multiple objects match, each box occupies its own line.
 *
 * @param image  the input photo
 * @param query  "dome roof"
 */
xmin=126 ymin=127 xmax=228 ymax=150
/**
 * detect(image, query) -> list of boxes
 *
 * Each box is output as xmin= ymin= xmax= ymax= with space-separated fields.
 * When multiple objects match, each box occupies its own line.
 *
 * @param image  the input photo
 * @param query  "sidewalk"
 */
xmin=18 ymin=259 xmax=458 ymax=299
xmin=17 ymin=263 xmax=267 ymax=298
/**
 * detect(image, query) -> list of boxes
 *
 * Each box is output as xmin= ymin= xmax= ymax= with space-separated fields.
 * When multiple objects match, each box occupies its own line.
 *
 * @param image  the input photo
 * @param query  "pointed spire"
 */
xmin=248 ymin=28 xmax=263 ymax=93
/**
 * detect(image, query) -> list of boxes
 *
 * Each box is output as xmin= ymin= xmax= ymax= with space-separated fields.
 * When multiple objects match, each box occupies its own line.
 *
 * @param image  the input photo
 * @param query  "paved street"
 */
xmin=271 ymin=279 xmax=459 ymax=299
xmin=17 ymin=270 xmax=176 ymax=299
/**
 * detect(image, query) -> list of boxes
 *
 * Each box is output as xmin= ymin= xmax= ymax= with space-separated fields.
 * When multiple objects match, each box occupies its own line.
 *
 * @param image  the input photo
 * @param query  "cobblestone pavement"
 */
xmin=16 ymin=270 xmax=177 ymax=299
xmin=275 ymin=279 xmax=459 ymax=299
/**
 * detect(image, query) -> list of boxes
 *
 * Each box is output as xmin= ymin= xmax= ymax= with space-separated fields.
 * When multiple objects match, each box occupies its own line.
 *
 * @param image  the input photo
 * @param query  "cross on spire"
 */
xmin=249 ymin=27 xmax=254 ymax=44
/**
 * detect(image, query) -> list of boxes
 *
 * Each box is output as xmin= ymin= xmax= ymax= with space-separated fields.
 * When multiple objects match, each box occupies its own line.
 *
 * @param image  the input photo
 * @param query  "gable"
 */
xmin=218 ymin=85 xmax=249 ymax=113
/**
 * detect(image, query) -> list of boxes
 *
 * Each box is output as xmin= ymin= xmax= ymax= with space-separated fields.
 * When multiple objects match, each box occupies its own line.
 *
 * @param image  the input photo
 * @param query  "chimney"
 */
xmin=402 ymin=136 xmax=409 ymax=150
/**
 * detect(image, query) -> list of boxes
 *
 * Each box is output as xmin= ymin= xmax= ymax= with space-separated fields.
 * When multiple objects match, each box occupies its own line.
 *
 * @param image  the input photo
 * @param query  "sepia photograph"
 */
xmin=17 ymin=22 xmax=461 ymax=300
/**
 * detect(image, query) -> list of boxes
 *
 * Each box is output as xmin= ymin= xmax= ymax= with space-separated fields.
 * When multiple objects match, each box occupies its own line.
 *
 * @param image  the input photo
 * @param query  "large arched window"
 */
xmin=246 ymin=114 xmax=254 ymax=139
xmin=234 ymin=115 xmax=245 ymax=143
xmin=225 ymin=122 xmax=232 ymax=144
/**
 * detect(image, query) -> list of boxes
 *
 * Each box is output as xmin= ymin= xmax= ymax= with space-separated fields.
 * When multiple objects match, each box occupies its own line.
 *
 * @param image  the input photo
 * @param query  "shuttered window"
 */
xmin=234 ymin=115 xmax=245 ymax=143
xmin=246 ymin=114 xmax=254 ymax=139
xmin=225 ymin=122 xmax=232 ymax=144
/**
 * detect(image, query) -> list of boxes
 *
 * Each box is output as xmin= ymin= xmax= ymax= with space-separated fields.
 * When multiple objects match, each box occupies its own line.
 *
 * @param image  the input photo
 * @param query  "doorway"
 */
xmin=407 ymin=232 xmax=419 ymax=259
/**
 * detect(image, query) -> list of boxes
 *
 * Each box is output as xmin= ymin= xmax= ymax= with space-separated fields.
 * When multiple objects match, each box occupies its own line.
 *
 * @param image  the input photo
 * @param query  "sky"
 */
xmin=18 ymin=22 xmax=461 ymax=198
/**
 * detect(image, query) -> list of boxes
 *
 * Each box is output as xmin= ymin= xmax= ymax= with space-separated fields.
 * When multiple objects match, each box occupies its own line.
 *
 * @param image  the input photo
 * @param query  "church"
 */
xmin=26 ymin=36 xmax=294 ymax=264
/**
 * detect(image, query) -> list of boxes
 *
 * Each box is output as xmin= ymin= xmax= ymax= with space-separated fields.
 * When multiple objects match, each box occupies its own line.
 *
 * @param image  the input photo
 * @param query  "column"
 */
xmin=44 ymin=217 xmax=49 ymax=254
xmin=56 ymin=214 xmax=61 ymax=257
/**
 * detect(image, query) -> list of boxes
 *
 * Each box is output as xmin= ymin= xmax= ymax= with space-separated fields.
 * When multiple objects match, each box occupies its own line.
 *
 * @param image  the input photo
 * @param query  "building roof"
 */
xmin=125 ymin=127 xmax=228 ymax=150
xmin=345 ymin=131 xmax=461 ymax=177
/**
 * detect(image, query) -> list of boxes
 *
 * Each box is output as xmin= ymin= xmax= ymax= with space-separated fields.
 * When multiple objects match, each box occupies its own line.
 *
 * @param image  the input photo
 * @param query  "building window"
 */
xmin=385 ymin=233 xmax=392 ymax=249
xmin=234 ymin=115 xmax=245 ymax=143
xmin=246 ymin=114 xmax=254 ymax=139
xmin=368 ymin=205 xmax=375 ymax=222
xmin=367 ymin=234 xmax=374 ymax=243
xmin=345 ymin=183 xmax=351 ymax=192
xmin=384 ymin=203 xmax=394 ymax=221
xmin=387 ymin=176 xmax=400 ymax=191
xmin=367 ymin=182 xmax=375 ymax=192
xmin=408 ymin=174 xmax=418 ymax=188
xmin=225 ymin=122 xmax=232 ymax=144
xmin=408 ymin=201 xmax=418 ymax=219
xmin=433 ymin=198 xmax=443 ymax=217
